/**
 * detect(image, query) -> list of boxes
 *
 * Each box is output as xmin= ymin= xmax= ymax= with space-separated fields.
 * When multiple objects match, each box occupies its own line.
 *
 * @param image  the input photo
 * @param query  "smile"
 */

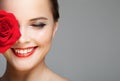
xmin=12 ymin=47 xmax=37 ymax=58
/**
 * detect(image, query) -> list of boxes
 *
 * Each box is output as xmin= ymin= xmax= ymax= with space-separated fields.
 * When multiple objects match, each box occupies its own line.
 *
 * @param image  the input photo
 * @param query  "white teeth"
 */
xmin=14 ymin=48 xmax=34 ymax=54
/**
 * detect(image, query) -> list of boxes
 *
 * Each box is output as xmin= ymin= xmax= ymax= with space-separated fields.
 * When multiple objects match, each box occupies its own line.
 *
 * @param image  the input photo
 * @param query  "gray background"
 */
xmin=0 ymin=0 xmax=120 ymax=81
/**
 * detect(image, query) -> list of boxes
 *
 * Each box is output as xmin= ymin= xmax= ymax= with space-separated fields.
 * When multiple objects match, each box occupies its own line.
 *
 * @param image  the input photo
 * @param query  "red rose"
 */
xmin=0 ymin=10 xmax=21 ymax=53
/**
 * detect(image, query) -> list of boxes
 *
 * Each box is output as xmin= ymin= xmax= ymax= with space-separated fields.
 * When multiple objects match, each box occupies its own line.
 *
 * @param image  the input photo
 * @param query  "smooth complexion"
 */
xmin=0 ymin=0 xmax=69 ymax=81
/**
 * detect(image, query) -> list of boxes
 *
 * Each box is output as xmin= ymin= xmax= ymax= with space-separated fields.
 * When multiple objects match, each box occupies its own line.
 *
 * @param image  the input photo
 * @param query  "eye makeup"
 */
xmin=31 ymin=22 xmax=46 ymax=28
xmin=29 ymin=17 xmax=48 ymax=29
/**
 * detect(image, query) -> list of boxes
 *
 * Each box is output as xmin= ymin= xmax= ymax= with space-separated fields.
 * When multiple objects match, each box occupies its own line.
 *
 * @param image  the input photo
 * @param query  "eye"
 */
xmin=31 ymin=22 xmax=46 ymax=28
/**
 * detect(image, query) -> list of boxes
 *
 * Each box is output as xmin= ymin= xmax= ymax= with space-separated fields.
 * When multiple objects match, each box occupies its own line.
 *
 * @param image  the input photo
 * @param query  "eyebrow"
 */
xmin=30 ymin=17 xmax=48 ymax=21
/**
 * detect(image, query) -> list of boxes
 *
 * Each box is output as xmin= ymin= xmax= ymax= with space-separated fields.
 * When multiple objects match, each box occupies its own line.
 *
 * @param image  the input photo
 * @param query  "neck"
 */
xmin=3 ymin=61 xmax=50 ymax=81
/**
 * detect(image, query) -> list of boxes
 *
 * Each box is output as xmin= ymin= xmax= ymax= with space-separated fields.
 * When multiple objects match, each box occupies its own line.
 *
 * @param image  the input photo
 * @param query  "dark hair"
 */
xmin=50 ymin=0 xmax=60 ymax=21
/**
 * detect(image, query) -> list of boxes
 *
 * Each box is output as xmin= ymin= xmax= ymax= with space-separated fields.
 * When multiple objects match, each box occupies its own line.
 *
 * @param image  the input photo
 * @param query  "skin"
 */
xmin=0 ymin=0 xmax=69 ymax=81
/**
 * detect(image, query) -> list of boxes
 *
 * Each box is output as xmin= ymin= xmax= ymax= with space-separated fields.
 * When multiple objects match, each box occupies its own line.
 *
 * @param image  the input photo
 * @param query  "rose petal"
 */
xmin=0 ymin=10 xmax=21 ymax=53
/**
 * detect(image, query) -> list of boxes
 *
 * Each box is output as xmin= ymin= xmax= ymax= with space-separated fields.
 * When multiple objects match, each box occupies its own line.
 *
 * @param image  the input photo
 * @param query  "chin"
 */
xmin=4 ymin=47 xmax=48 ymax=72
xmin=10 ymin=60 xmax=37 ymax=72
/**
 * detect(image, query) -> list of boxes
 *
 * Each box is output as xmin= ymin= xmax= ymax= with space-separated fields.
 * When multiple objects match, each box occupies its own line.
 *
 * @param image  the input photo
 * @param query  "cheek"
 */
xmin=30 ymin=27 xmax=53 ymax=45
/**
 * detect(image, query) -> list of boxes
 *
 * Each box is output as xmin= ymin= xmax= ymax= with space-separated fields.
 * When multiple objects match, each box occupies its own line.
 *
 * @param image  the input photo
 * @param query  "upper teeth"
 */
xmin=14 ymin=48 xmax=33 ymax=54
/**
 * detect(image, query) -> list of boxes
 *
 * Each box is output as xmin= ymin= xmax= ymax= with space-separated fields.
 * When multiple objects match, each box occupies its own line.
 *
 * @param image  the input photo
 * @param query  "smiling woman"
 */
xmin=0 ymin=0 xmax=69 ymax=81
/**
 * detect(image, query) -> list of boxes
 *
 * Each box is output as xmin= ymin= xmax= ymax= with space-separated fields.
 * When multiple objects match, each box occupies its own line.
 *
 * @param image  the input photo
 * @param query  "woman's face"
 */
xmin=1 ymin=0 xmax=58 ymax=71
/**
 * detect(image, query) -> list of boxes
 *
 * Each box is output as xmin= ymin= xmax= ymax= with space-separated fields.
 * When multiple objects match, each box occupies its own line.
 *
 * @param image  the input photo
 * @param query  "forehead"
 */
xmin=0 ymin=0 xmax=50 ymax=10
xmin=0 ymin=0 xmax=52 ymax=21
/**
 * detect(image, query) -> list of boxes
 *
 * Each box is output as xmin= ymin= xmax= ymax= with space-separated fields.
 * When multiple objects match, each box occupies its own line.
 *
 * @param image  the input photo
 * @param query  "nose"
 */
xmin=17 ymin=26 xmax=30 ymax=44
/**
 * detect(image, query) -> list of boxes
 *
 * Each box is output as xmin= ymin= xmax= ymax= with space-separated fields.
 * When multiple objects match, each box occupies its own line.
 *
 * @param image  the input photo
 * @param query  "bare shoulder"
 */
xmin=55 ymin=75 xmax=70 ymax=81
xmin=51 ymin=74 xmax=70 ymax=81
xmin=59 ymin=77 xmax=70 ymax=81
xmin=48 ymin=70 xmax=70 ymax=81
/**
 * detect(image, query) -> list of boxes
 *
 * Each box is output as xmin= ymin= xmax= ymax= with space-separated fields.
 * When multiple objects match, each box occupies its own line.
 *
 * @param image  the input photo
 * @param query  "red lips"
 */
xmin=12 ymin=47 xmax=37 ymax=58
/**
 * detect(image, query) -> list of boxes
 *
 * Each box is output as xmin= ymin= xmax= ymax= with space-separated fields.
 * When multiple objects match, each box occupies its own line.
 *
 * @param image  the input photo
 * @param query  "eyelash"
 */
xmin=31 ymin=23 xmax=46 ymax=28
